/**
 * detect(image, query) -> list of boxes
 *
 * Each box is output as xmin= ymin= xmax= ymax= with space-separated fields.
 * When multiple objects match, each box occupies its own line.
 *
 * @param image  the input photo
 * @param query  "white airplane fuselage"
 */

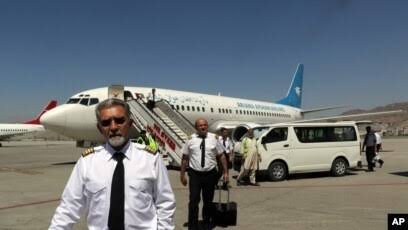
xmin=40 ymin=86 xmax=303 ymax=142
xmin=0 ymin=123 xmax=45 ymax=140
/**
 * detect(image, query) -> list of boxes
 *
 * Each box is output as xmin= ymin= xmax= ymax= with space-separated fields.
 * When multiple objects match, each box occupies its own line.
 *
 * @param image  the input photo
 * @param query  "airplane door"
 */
xmin=108 ymin=85 xmax=125 ymax=100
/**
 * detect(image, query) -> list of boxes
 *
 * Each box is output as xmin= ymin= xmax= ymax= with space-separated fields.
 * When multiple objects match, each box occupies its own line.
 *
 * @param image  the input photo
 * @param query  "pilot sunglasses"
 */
xmin=99 ymin=117 xmax=127 ymax=127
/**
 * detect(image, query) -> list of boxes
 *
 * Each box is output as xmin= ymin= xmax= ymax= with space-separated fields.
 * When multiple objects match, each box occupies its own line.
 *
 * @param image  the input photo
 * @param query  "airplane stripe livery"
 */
xmin=40 ymin=64 xmax=401 ymax=145
xmin=0 ymin=100 xmax=57 ymax=146
xmin=40 ymin=65 xmax=305 ymax=143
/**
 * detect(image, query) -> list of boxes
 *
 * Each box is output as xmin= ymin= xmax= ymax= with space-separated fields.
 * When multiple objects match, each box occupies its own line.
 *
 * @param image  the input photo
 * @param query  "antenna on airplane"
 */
xmin=218 ymin=92 xmax=221 ymax=96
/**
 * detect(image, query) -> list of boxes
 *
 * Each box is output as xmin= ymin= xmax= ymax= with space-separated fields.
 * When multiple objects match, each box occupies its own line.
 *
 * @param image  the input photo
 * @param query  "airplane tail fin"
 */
xmin=276 ymin=64 xmax=304 ymax=108
xmin=24 ymin=100 xmax=58 ymax=124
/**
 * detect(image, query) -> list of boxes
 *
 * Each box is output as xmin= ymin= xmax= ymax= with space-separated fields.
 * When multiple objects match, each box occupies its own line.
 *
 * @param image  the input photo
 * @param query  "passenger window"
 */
xmin=176 ymin=105 xmax=180 ymax=110
xmin=202 ymin=107 xmax=205 ymax=112
xmin=294 ymin=126 xmax=357 ymax=143
xmin=192 ymin=106 xmax=195 ymax=112
xmin=262 ymin=128 xmax=288 ymax=144
xmin=79 ymin=98 xmax=89 ymax=106
xmin=197 ymin=107 xmax=200 ymax=112
xmin=187 ymin=106 xmax=190 ymax=111
xmin=211 ymin=108 xmax=214 ymax=113
xmin=181 ymin=105 xmax=185 ymax=111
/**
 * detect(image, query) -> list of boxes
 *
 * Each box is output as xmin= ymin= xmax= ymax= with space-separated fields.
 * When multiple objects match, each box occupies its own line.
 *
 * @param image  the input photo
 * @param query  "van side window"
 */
xmin=263 ymin=128 xmax=288 ymax=143
xmin=294 ymin=126 xmax=357 ymax=143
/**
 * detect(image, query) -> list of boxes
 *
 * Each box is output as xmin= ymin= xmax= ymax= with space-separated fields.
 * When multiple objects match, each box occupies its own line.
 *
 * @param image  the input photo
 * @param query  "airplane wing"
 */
xmin=301 ymin=105 xmax=348 ymax=115
xmin=295 ymin=110 xmax=403 ymax=123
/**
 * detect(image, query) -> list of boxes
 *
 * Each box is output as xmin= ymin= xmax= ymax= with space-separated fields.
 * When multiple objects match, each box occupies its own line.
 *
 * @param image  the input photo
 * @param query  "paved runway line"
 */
xmin=0 ymin=198 xmax=60 ymax=211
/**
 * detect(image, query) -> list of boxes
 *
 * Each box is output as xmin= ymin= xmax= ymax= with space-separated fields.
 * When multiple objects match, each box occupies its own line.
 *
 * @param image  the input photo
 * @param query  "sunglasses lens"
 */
xmin=100 ymin=117 xmax=127 ymax=127
xmin=114 ymin=117 xmax=126 ymax=124
xmin=100 ymin=119 xmax=112 ymax=127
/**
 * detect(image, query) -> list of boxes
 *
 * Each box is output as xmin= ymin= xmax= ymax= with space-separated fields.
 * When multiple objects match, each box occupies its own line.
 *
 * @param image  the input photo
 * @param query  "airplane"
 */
xmin=0 ymin=100 xmax=57 ymax=147
xmin=39 ymin=64 xmax=400 ymax=145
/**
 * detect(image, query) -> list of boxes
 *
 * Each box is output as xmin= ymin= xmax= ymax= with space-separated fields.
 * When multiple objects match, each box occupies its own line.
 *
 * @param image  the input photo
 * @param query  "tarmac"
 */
xmin=0 ymin=138 xmax=407 ymax=230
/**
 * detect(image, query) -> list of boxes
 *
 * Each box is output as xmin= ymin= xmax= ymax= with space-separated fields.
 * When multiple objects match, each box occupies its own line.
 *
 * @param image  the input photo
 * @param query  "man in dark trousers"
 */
xmin=362 ymin=126 xmax=377 ymax=172
xmin=180 ymin=118 xmax=229 ymax=230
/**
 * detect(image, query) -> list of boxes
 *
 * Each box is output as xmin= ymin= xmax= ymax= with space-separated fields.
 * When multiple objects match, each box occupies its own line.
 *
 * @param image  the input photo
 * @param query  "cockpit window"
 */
xmin=80 ymin=98 xmax=89 ymax=106
xmin=89 ymin=98 xmax=99 ymax=105
xmin=67 ymin=98 xmax=80 ymax=104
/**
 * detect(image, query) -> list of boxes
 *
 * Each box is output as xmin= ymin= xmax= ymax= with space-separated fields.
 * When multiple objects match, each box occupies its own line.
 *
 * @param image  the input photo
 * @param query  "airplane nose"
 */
xmin=40 ymin=107 xmax=67 ymax=134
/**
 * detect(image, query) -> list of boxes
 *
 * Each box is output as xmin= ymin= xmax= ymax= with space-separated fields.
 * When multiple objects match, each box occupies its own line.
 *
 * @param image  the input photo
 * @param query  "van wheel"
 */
xmin=268 ymin=161 xmax=287 ymax=181
xmin=331 ymin=158 xmax=348 ymax=177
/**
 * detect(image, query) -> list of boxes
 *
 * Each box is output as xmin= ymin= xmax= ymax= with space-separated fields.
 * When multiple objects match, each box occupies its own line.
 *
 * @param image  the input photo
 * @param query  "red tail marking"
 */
xmin=24 ymin=100 xmax=58 ymax=124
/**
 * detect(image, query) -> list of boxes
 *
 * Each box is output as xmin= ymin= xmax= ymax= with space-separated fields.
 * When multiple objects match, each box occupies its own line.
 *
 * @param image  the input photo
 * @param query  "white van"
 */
xmin=257 ymin=122 xmax=361 ymax=181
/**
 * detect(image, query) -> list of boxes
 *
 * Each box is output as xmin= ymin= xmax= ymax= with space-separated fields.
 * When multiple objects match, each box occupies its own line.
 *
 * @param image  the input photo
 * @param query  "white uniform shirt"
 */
xmin=182 ymin=133 xmax=224 ymax=172
xmin=218 ymin=136 xmax=233 ymax=154
xmin=49 ymin=141 xmax=176 ymax=230
xmin=375 ymin=132 xmax=382 ymax=144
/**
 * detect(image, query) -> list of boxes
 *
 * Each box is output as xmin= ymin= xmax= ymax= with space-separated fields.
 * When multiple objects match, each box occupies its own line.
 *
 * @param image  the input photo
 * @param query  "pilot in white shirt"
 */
xmin=183 ymin=132 xmax=224 ymax=172
xmin=180 ymin=118 xmax=228 ymax=230
xmin=49 ymin=98 xmax=176 ymax=230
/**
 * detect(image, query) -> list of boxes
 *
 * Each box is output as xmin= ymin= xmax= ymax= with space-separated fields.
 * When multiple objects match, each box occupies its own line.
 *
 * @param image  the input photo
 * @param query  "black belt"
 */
xmin=189 ymin=168 xmax=217 ymax=175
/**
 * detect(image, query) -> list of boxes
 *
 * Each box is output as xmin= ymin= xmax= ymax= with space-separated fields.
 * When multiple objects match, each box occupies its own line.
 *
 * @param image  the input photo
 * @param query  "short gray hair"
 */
xmin=95 ymin=98 xmax=131 ymax=121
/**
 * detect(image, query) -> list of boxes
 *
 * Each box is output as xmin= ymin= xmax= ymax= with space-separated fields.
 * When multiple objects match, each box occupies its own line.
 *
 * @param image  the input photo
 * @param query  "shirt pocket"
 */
xmin=85 ymin=181 xmax=107 ymax=214
xmin=128 ymin=179 xmax=154 ymax=211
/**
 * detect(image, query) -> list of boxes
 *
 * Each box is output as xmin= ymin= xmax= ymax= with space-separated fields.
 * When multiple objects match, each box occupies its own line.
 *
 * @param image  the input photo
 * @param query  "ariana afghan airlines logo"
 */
xmin=295 ymin=87 xmax=301 ymax=97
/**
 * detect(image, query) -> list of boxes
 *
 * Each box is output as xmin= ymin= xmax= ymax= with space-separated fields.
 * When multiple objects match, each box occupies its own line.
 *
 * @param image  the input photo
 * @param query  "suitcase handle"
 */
xmin=217 ymin=180 xmax=230 ymax=203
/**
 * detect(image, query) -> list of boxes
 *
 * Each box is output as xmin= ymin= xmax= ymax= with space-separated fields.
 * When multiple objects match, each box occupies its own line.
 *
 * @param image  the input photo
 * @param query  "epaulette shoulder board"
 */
xmin=82 ymin=147 xmax=95 ymax=157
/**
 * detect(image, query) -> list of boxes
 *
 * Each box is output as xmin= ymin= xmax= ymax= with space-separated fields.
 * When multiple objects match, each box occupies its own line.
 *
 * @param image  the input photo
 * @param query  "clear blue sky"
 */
xmin=1 ymin=0 xmax=407 ymax=122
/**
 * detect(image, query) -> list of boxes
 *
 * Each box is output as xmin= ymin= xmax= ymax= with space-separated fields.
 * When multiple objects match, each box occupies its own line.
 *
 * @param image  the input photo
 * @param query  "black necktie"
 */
xmin=199 ymin=136 xmax=206 ymax=168
xmin=223 ymin=139 xmax=227 ymax=154
xmin=108 ymin=152 xmax=125 ymax=230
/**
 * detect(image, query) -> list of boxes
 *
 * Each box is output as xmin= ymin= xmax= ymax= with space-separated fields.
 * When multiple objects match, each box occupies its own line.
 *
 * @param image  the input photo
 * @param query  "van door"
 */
xmin=258 ymin=127 xmax=290 ymax=171
xmin=291 ymin=126 xmax=334 ymax=172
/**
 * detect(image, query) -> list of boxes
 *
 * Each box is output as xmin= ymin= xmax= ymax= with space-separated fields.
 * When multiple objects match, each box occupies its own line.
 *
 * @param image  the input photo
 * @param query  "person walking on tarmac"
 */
xmin=362 ymin=126 xmax=377 ymax=172
xmin=137 ymin=130 xmax=158 ymax=154
xmin=216 ymin=127 xmax=234 ymax=186
xmin=374 ymin=131 xmax=385 ymax=168
xmin=236 ymin=129 xmax=260 ymax=186
xmin=180 ymin=118 xmax=229 ymax=230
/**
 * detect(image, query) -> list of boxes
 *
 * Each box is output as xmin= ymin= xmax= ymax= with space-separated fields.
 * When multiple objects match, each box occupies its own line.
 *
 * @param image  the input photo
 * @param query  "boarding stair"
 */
xmin=127 ymin=99 xmax=195 ymax=167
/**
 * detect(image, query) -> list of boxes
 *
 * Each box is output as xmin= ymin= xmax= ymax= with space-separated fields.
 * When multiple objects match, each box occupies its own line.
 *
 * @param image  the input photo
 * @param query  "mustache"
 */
xmin=109 ymin=131 xmax=122 ymax=138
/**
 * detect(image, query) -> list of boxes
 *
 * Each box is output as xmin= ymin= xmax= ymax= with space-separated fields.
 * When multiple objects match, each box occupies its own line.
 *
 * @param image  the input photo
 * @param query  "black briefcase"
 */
xmin=212 ymin=183 xmax=237 ymax=227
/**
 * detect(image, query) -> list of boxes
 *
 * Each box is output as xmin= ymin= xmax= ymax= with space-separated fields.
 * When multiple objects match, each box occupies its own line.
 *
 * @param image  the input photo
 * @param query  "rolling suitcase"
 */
xmin=212 ymin=182 xmax=237 ymax=227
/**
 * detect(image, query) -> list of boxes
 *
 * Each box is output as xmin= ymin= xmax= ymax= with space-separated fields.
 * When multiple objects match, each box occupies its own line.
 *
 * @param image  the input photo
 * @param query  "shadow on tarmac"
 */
xmin=52 ymin=161 xmax=77 ymax=166
xmin=390 ymin=171 xmax=408 ymax=177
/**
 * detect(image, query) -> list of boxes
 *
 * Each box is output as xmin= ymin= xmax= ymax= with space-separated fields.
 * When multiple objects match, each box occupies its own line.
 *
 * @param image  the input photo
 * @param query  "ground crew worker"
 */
xmin=137 ymin=130 xmax=159 ymax=153
xmin=180 ymin=118 xmax=229 ymax=230
xmin=49 ymin=98 xmax=175 ymax=229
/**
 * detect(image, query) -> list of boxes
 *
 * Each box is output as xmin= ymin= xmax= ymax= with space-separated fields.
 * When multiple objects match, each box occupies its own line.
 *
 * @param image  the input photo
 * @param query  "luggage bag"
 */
xmin=212 ymin=182 xmax=237 ymax=227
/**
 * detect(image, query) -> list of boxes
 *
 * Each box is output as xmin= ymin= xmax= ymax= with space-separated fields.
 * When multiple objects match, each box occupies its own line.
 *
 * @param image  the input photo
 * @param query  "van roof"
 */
xmin=268 ymin=121 xmax=358 ymax=127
